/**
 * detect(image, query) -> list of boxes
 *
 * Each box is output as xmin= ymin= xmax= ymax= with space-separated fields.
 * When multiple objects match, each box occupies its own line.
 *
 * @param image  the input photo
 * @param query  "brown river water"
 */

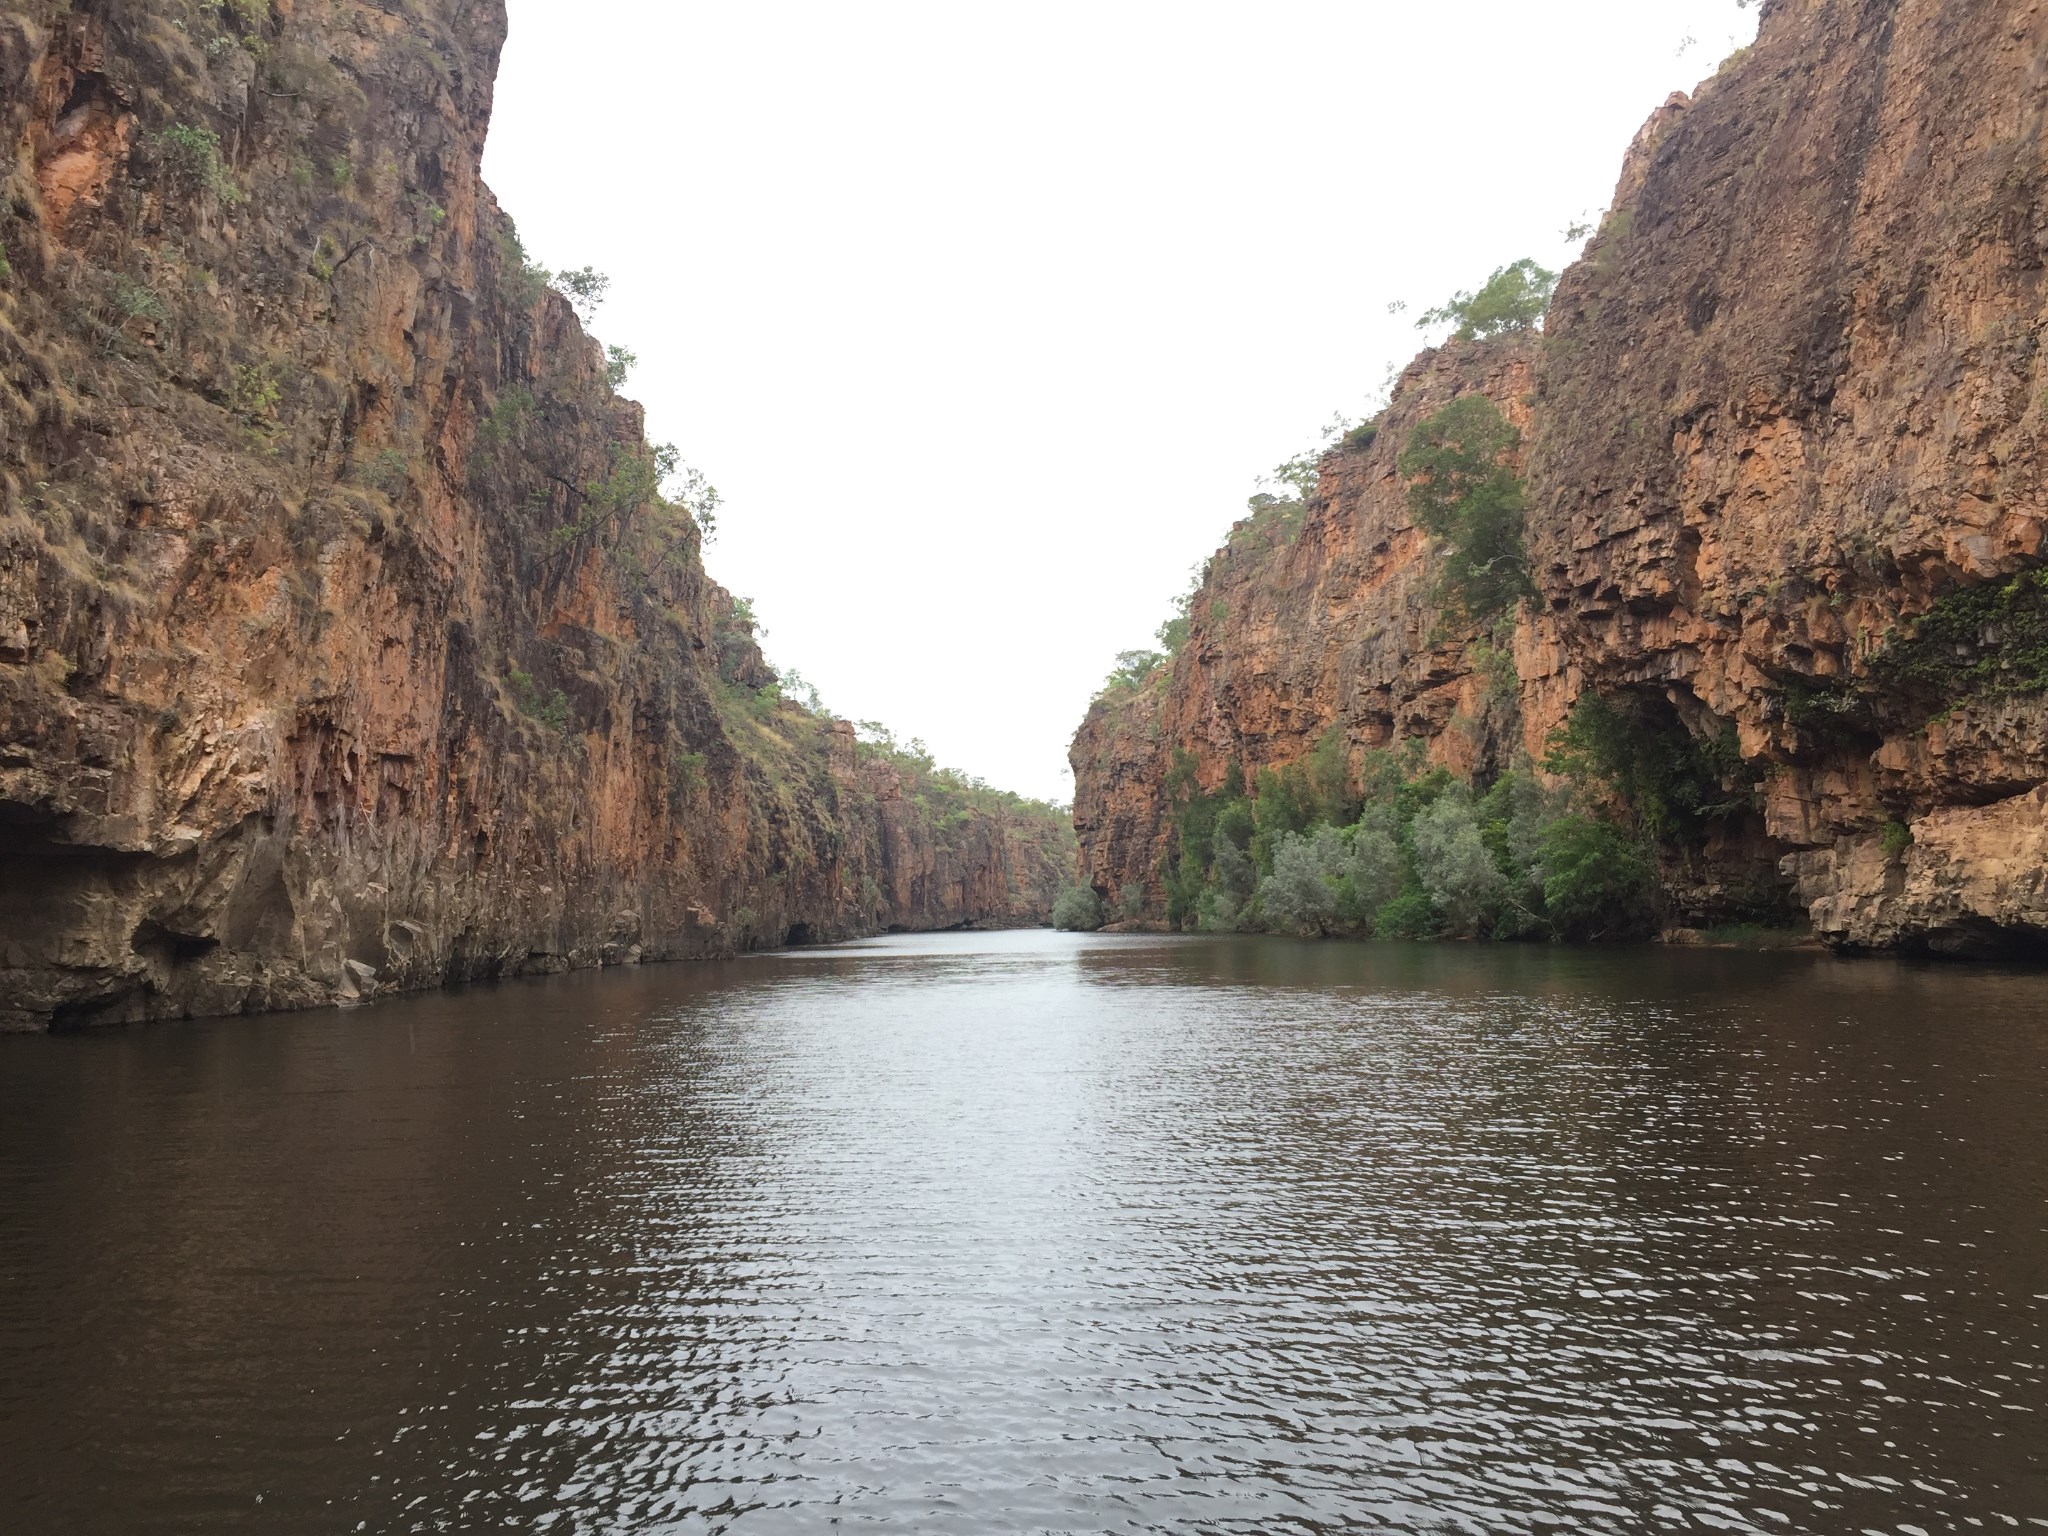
xmin=1 ymin=931 xmax=2044 ymax=1533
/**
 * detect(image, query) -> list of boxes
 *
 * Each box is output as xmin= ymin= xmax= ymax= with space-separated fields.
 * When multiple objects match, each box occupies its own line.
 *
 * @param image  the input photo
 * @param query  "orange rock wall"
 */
xmin=0 ymin=0 xmax=1067 ymax=1031
xmin=1074 ymin=0 xmax=2048 ymax=955
xmin=1072 ymin=340 xmax=1559 ymax=912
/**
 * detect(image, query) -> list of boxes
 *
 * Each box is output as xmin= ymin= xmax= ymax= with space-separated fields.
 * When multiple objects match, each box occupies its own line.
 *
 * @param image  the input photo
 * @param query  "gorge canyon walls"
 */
xmin=1074 ymin=0 xmax=2048 ymax=956
xmin=0 ymin=0 xmax=1068 ymax=1031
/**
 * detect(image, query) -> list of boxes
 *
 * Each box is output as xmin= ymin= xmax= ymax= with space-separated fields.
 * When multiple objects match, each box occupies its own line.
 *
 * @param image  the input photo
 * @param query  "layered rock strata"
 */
xmin=1075 ymin=0 xmax=2048 ymax=955
xmin=0 ymin=0 xmax=1066 ymax=1031
xmin=1072 ymin=339 xmax=1563 ymax=912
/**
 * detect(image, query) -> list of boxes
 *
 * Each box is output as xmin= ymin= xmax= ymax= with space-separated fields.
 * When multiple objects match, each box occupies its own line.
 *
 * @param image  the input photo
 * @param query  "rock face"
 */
xmin=1072 ymin=339 xmax=1554 ymax=911
xmin=1074 ymin=0 xmax=2048 ymax=955
xmin=0 ymin=0 xmax=1068 ymax=1031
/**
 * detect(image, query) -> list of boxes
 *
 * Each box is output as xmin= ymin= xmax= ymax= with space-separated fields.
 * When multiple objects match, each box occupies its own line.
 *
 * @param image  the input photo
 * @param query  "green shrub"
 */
xmin=494 ymin=223 xmax=549 ymax=311
xmin=1161 ymin=753 xmax=1254 ymax=930
xmin=1155 ymin=609 xmax=1190 ymax=657
xmin=1780 ymin=676 xmax=1872 ymax=747
xmin=1538 ymin=814 xmax=1655 ymax=939
xmin=112 ymin=277 xmax=169 ymax=324
xmin=605 ymin=344 xmax=636 ymax=390
xmin=1096 ymin=649 xmax=1164 ymax=699
xmin=1052 ymin=885 xmax=1104 ymax=932
xmin=1346 ymin=807 xmax=1407 ymax=925
xmin=1418 ymin=258 xmax=1556 ymax=340
xmin=1257 ymin=825 xmax=1347 ymax=936
xmin=1229 ymin=490 xmax=1307 ymax=553
xmin=476 ymin=387 xmax=534 ymax=451
xmin=230 ymin=363 xmax=281 ymax=422
xmin=1716 ymin=43 xmax=1753 ymax=77
xmin=1154 ymin=741 xmax=1655 ymax=944
xmin=1411 ymin=790 xmax=1506 ymax=936
xmin=1341 ymin=418 xmax=1380 ymax=452
xmin=1210 ymin=819 xmax=1257 ymax=907
xmin=159 ymin=123 xmax=243 ymax=205
xmin=1374 ymin=887 xmax=1438 ymax=940
xmin=1880 ymin=819 xmax=1913 ymax=858
xmin=1867 ymin=567 xmax=2048 ymax=703
xmin=356 ymin=448 xmax=410 ymax=497
xmin=1544 ymin=692 xmax=1753 ymax=845
xmin=1399 ymin=394 xmax=1532 ymax=626
xmin=1250 ymin=761 xmax=1317 ymax=873
xmin=508 ymin=669 xmax=570 ymax=732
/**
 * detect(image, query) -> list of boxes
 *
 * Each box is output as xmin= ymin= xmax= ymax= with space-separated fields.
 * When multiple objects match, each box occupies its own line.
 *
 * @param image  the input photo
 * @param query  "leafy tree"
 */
xmin=1257 ymin=825 xmax=1346 ymax=937
xmin=1208 ymin=819 xmax=1258 ymax=923
xmin=553 ymin=265 xmax=610 ymax=323
xmin=1052 ymin=885 xmax=1104 ymax=932
xmin=159 ymin=123 xmax=243 ymax=205
xmin=1155 ymin=739 xmax=1664 ymax=944
xmin=605 ymin=344 xmax=636 ymax=390
xmin=1303 ymin=728 xmax=1357 ymax=827
xmin=1410 ymin=791 xmax=1506 ymax=936
xmin=779 ymin=668 xmax=825 ymax=712
xmin=1250 ymin=762 xmax=1318 ymax=873
xmin=1399 ymin=394 xmax=1532 ymax=626
xmin=1543 ymin=693 xmax=1751 ymax=845
xmin=1538 ymin=815 xmax=1655 ymax=939
xmin=1418 ymin=258 xmax=1557 ymax=340
xmin=1098 ymin=649 xmax=1164 ymax=698
xmin=658 ymin=450 xmax=721 ymax=542
xmin=1345 ymin=806 xmax=1407 ymax=926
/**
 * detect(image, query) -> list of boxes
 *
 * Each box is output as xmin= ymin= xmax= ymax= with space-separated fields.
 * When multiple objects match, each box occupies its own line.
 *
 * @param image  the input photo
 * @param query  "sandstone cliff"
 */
xmin=1073 ymin=0 xmax=2048 ymax=956
xmin=1072 ymin=339 xmax=1553 ymax=913
xmin=0 ymin=0 xmax=1068 ymax=1031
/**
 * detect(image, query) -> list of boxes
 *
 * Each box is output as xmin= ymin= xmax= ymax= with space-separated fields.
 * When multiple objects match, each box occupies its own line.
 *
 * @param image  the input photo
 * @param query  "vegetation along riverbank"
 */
xmin=1066 ymin=0 xmax=2048 ymax=960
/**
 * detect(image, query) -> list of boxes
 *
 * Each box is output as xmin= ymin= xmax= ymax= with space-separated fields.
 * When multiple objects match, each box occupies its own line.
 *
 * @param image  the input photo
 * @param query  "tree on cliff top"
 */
xmin=1097 ymin=649 xmax=1165 ymax=700
xmin=1418 ymin=258 xmax=1556 ymax=341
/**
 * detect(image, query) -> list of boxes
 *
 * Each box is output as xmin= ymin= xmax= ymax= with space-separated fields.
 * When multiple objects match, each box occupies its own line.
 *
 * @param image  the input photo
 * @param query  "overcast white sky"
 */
xmin=484 ymin=2 xmax=1759 ymax=804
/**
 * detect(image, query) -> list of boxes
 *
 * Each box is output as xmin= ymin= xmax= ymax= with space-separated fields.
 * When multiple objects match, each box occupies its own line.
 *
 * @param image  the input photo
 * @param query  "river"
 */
xmin=2 ymin=932 xmax=2043 ymax=1532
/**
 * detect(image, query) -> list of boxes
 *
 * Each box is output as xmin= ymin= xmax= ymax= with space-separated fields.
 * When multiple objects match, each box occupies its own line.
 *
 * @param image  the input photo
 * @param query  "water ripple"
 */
xmin=1 ymin=934 xmax=2044 ymax=1533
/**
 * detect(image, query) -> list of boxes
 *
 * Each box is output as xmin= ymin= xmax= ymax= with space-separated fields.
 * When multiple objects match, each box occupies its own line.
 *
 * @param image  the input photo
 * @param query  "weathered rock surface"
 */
xmin=1789 ymin=785 xmax=2048 ymax=955
xmin=1072 ymin=340 xmax=1555 ymax=910
xmin=0 ymin=0 xmax=1067 ymax=1031
xmin=1532 ymin=0 xmax=2048 ymax=949
xmin=1074 ymin=0 xmax=2048 ymax=955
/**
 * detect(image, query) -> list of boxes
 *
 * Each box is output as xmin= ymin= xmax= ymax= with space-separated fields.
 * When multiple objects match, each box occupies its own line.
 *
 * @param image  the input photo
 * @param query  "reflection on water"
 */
xmin=1 ymin=933 xmax=2044 ymax=1533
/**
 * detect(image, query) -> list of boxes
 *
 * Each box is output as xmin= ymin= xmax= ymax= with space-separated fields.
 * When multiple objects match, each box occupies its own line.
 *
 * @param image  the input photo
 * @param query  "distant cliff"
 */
xmin=1073 ymin=0 xmax=2048 ymax=957
xmin=0 ymin=0 xmax=1067 ymax=1031
xmin=1072 ymin=339 xmax=1553 ymax=912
